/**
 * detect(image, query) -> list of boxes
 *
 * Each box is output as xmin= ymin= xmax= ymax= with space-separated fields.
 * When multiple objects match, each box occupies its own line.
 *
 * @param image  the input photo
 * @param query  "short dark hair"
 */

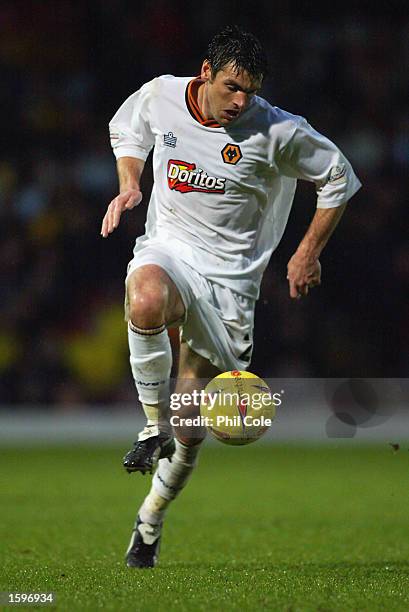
xmin=207 ymin=25 xmax=268 ymax=81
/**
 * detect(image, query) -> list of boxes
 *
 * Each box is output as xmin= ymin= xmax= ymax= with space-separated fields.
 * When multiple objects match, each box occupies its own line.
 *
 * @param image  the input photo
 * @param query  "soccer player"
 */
xmin=101 ymin=25 xmax=361 ymax=568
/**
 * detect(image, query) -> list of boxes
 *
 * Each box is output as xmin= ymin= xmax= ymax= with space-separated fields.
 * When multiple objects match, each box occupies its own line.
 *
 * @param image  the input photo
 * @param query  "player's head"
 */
xmin=207 ymin=25 xmax=268 ymax=83
xmin=200 ymin=25 xmax=268 ymax=126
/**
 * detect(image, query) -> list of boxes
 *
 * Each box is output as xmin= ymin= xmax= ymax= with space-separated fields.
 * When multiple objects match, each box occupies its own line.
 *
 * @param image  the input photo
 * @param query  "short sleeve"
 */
xmin=109 ymin=78 xmax=157 ymax=161
xmin=277 ymin=117 xmax=362 ymax=208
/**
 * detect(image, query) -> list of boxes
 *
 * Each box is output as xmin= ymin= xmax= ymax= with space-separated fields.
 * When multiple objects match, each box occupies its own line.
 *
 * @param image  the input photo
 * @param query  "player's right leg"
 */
xmin=123 ymin=264 xmax=185 ymax=474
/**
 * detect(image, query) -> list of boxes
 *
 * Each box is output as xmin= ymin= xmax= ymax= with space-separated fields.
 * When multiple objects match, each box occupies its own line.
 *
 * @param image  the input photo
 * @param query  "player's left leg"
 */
xmin=126 ymin=342 xmax=219 ymax=568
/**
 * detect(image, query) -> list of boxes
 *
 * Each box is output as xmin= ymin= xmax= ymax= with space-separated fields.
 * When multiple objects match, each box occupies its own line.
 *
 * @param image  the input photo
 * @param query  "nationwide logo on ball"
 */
xmin=167 ymin=159 xmax=226 ymax=194
xmin=200 ymin=371 xmax=279 ymax=445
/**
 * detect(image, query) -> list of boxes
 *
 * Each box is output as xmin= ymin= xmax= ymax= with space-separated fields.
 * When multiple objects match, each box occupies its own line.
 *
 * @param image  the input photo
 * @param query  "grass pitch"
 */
xmin=1 ymin=443 xmax=409 ymax=611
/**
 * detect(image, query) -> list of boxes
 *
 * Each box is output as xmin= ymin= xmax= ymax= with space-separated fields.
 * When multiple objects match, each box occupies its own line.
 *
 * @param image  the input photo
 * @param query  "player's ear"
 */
xmin=201 ymin=60 xmax=212 ymax=82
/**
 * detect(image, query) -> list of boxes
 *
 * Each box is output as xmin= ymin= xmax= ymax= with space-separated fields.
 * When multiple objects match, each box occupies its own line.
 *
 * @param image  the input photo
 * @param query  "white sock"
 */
xmin=137 ymin=404 xmax=172 ymax=440
xmin=139 ymin=489 xmax=170 ymax=525
xmin=128 ymin=323 xmax=172 ymax=436
xmin=151 ymin=439 xmax=202 ymax=503
xmin=139 ymin=440 xmax=202 ymax=525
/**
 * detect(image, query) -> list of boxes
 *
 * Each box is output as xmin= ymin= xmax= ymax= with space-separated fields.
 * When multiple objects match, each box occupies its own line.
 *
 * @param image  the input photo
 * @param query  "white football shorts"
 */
xmin=125 ymin=241 xmax=255 ymax=372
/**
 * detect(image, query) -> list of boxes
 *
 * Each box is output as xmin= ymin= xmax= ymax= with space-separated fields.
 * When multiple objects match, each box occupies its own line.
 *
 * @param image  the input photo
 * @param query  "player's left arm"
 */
xmin=286 ymin=203 xmax=346 ymax=299
xmin=277 ymin=117 xmax=362 ymax=299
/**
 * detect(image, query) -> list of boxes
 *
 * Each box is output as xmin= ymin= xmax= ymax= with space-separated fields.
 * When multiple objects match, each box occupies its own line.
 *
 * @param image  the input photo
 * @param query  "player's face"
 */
xmin=200 ymin=61 xmax=262 ymax=126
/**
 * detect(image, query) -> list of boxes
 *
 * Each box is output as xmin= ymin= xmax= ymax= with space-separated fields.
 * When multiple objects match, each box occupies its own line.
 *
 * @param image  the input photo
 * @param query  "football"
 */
xmin=200 ymin=370 xmax=276 ymax=445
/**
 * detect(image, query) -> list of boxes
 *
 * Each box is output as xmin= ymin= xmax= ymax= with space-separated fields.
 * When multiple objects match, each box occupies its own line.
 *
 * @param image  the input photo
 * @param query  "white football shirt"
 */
xmin=109 ymin=75 xmax=361 ymax=298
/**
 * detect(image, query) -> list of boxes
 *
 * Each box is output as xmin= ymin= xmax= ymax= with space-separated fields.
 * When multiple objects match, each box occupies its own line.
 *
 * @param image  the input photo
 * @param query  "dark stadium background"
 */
xmin=1 ymin=0 xmax=408 ymax=406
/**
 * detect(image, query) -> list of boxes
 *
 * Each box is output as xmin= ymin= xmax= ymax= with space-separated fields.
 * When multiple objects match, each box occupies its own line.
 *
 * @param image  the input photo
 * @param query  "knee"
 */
xmin=178 ymin=342 xmax=221 ymax=379
xmin=129 ymin=291 xmax=167 ymax=328
xmin=128 ymin=272 xmax=169 ymax=329
xmin=176 ymin=434 xmax=206 ymax=448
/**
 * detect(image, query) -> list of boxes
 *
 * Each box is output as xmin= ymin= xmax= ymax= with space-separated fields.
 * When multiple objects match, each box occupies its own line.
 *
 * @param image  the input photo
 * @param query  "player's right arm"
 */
xmin=101 ymin=79 xmax=157 ymax=238
xmin=101 ymin=157 xmax=144 ymax=237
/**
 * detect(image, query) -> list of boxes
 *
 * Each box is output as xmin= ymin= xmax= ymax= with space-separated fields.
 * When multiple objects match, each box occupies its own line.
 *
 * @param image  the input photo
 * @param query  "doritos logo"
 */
xmin=167 ymin=160 xmax=226 ymax=194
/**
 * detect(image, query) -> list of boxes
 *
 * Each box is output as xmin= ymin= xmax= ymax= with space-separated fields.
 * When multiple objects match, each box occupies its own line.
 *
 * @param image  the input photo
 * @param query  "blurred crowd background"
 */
xmin=1 ymin=0 xmax=408 ymax=406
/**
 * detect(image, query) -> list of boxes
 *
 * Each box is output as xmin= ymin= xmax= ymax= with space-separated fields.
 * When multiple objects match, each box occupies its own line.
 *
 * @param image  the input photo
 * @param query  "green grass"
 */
xmin=1 ymin=443 xmax=409 ymax=611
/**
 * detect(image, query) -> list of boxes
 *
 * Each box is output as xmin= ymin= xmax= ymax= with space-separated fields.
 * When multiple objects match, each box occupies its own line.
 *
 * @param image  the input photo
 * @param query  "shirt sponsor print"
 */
xmin=167 ymin=159 xmax=226 ymax=194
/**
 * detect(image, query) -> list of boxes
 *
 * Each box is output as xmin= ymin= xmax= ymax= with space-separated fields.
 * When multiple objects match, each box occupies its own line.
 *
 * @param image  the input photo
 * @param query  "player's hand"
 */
xmin=100 ymin=189 xmax=142 ymax=237
xmin=286 ymin=254 xmax=321 ymax=299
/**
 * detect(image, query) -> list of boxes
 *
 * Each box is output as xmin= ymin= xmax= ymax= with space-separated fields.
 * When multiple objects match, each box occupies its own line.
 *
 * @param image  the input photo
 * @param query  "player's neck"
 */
xmin=197 ymin=82 xmax=213 ymax=122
